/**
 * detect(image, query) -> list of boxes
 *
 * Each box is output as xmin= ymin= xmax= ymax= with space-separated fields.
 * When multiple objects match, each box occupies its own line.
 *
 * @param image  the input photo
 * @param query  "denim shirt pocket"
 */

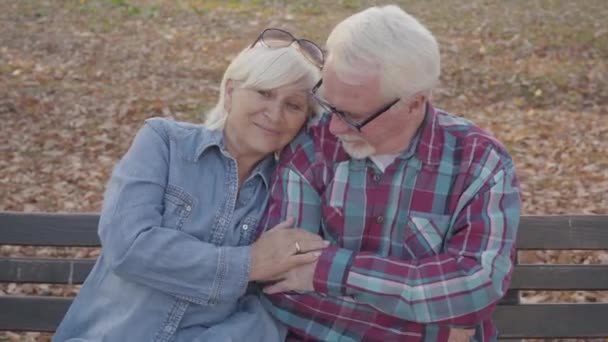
xmin=237 ymin=215 xmax=259 ymax=246
xmin=162 ymin=184 xmax=194 ymax=230
xmin=403 ymin=211 xmax=451 ymax=258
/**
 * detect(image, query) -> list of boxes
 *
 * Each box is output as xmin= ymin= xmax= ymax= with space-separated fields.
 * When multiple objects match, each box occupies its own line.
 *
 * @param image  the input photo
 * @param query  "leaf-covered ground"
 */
xmin=1 ymin=0 xmax=607 ymax=341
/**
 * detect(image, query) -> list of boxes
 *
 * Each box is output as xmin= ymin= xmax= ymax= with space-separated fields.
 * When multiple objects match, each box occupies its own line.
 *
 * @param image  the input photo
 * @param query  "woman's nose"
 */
xmin=265 ymin=101 xmax=283 ymax=122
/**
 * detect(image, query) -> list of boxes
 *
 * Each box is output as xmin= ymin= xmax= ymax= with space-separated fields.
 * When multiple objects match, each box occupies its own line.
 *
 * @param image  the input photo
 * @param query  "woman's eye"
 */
xmin=257 ymin=90 xmax=272 ymax=98
xmin=287 ymin=103 xmax=304 ymax=112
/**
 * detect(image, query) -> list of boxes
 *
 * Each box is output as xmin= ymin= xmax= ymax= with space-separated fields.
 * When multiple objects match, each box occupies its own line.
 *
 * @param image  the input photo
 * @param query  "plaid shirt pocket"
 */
xmin=404 ymin=212 xmax=451 ymax=258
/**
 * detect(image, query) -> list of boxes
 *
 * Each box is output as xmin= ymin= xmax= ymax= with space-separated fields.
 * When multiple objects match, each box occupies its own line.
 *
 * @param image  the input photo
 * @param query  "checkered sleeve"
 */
xmin=261 ymin=166 xmax=323 ymax=235
xmin=313 ymin=152 xmax=521 ymax=325
xmin=259 ymin=129 xmax=324 ymax=235
xmin=259 ymin=135 xmax=335 ymax=331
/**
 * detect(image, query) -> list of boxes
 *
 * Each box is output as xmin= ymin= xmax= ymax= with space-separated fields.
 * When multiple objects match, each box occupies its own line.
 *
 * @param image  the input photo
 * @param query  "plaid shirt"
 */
xmin=260 ymin=104 xmax=521 ymax=341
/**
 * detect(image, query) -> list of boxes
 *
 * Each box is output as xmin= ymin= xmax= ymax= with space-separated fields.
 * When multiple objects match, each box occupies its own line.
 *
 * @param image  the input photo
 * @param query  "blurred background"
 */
xmin=1 ymin=0 xmax=607 ymax=341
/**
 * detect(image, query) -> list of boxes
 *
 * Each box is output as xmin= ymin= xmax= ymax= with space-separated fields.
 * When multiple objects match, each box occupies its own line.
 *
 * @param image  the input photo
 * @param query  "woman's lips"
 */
xmin=254 ymin=123 xmax=281 ymax=135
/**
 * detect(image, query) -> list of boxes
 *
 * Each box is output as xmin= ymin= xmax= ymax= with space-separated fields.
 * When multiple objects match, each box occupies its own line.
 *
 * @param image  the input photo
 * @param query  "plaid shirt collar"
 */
xmin=312 ymin=102 xmax=444 ymax=167
xmin=397 ymin=102 xmax=443 ymax=166
xmin=338 ymin=103 xmax=444 ymax=167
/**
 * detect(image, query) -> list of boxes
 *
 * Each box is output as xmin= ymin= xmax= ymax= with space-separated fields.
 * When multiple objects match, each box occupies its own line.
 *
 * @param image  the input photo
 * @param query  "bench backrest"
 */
xmin=1 ymin=212 xmax=608 ymax=337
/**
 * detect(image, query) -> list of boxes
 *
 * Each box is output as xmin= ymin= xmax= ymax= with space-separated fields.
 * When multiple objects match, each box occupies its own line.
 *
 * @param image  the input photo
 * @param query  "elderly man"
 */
xmin=260 ymin=4 xmax=521 ymax=341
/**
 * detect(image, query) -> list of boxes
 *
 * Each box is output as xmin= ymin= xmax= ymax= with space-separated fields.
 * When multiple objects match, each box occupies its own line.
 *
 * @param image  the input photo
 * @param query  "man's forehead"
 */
xmin=322 ymin=64 xmax=381 ymax=104
xmin=323 ymin=60 xmax=379 ymax=87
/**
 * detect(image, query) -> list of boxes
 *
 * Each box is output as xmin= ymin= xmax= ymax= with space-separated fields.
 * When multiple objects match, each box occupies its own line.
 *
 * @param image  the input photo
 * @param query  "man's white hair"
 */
xmin=326 ymin=5 xmax=440 ymax=100
xmin=204 ymin=43 xmax=322 ymax=130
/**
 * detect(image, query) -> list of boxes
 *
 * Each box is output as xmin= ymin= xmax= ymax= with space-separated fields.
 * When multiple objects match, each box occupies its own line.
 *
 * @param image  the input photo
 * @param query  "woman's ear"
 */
xmin=224 ymin=79 xmax=235 ymax=113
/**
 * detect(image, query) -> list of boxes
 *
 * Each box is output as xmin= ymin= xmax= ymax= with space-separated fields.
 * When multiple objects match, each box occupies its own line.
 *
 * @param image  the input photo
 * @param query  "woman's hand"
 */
xmin=249 ymin=218 xmax=329 ymax=282
xmin=262 ymin=260 xmax=316 ymax=294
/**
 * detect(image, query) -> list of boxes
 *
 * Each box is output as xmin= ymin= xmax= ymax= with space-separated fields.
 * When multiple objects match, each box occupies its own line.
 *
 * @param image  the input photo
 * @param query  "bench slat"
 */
xmin=2 ymin=296 xmax=607 ymax=337
xmin=0 ymin=296 xmax=71 ymax=332
xmin=510 ymin=264 xmax=608 ymax=290
xmin=517 ymin=215 xmax=608 ymax=250
xmin=2 ymin=213 xmax=608 ymax=249
xmin=0 ymin=212 xmax=99 ymax=246
xmin=495 ymin=303 xmax=608 ymax=338
xmin=4 ymin=257 xmax=608 ymax=291
xmin=0 ymin=257 xmax=94 ymax=284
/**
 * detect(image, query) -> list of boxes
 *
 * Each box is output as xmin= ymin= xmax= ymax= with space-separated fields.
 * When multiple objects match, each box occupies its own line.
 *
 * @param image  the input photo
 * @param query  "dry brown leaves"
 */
xmin=1 ymin=0 xmax=607 ymax=341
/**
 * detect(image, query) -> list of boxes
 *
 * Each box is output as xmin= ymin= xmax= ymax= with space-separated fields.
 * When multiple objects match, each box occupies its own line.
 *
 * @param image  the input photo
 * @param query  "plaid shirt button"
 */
xmin=376 ymin=216 xmax=384 ymax=223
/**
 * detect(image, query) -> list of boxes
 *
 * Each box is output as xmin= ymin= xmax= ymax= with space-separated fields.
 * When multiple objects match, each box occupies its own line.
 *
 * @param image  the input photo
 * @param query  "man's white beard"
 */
xmin=338 ymin=135 xmax=376 ymax=159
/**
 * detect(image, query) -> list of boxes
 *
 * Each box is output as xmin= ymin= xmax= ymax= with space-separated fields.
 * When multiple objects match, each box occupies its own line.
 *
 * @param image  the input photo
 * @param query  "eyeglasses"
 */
xmin=311 ymin=79 xmax=400 ymax=132
xmin=251 ymin=28 xmax=325 ymax=68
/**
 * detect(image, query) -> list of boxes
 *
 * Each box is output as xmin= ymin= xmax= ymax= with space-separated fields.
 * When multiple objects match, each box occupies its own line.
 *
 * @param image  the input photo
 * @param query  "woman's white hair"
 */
xmin=326 ymin=5 xmax=440 ymax=100
xmin=204 ymin=42 xmax=322 ymax=130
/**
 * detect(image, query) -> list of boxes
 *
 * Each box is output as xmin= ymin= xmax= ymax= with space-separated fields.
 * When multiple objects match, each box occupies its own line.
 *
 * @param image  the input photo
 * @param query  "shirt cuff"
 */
xmin=313 ymin=246 xmax=353 ymax=296
xmin=213 ymin=246 xmax=251 ymax=305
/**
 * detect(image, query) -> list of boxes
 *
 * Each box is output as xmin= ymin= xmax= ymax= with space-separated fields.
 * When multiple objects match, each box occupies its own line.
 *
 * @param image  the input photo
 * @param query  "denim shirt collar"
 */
xmin=246 ymin=155 xmax=276 ymax=189
xmin=194 ymin=128 xmax=276 ymax=189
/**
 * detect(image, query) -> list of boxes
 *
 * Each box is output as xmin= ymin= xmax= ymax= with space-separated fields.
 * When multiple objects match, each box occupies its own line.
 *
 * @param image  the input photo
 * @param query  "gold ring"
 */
xmin=295 ymin=241 xmax=301 ymax=254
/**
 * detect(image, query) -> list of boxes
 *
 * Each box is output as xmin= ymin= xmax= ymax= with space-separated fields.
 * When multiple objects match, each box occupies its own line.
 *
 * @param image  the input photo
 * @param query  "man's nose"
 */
xmin=329 ymin=114 xmax=349 ymax=135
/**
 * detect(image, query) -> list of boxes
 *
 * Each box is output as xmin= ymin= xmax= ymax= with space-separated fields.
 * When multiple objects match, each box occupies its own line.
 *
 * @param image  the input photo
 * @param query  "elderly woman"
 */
xmin=54 ymin=28 xmax=326 ymax=341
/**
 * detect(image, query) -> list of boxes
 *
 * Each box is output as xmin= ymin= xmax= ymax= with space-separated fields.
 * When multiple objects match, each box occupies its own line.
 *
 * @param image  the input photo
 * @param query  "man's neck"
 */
xmin=369 ymin=153 xmax=400 ymax=172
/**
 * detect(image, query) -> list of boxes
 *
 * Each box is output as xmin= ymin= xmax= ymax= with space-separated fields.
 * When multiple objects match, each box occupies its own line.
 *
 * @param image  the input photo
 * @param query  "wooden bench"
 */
xmin=1 ymin=212 xmax=608 ymax=339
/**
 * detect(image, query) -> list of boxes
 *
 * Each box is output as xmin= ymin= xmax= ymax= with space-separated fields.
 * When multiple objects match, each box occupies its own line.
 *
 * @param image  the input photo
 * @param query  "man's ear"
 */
xmin=224 ymin=79 xmax=235 ymax=113
xmin=407 ymin=93 xmax=426 ymax=115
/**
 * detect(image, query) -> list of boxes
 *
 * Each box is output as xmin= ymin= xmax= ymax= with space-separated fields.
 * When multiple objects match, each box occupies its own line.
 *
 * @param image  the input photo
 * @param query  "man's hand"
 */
xmin=448 ymin=328 xmax=475 ymax=342
xmin=263 ymin=260 xmax=316 ymax=294
xmin=250 ymin=218 xmax=328 ymax=282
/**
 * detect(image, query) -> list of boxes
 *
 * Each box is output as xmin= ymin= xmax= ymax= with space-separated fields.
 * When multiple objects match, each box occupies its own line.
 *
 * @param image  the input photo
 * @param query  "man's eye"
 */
xmin=338 ymin=111 xmax=355 ymax=120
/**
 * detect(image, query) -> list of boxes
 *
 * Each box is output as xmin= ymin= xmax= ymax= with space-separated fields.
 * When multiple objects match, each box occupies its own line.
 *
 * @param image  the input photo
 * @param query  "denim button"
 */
xmin=185 ymin=205 xmax=192 ymax=212
xmin=242 ymin=224 xmax=249 ymax=230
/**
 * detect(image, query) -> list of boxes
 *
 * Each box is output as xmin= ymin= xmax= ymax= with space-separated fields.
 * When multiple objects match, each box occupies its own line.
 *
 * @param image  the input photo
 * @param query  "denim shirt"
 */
xmin=54 ymin=118 xmax=286 ymax=342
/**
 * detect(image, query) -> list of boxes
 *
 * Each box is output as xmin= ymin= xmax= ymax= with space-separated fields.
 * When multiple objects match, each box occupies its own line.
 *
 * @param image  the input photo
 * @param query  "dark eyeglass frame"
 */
xmin=311 ymin=79 xmax=400 ymax=132
xmin=250 ymin=28 xmax=325 ymax=68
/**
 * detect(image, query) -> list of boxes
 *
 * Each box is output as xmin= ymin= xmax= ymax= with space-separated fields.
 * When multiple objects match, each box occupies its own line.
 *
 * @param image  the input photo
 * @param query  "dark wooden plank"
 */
xmin=495 ymin=303 xmax=608 ymax=338
xmin=2 ymin=213 xmax=607 ymax=249
xmin=2 ymin=298 xmax=608 ymax=337
xmin=517 ymin=215 xmax=608 ymax=250
xmin=499 ymin=289 xmax=520 ymax=305
xmin=0 ymin=296 xmax=71 ymax=332
xmin=0 ymin=212 xmax=100 ymax=246
xmin=0 ymin=257 xmax=94 ymax=284
xmin=510 ymin=264 xmax=608 ymax=290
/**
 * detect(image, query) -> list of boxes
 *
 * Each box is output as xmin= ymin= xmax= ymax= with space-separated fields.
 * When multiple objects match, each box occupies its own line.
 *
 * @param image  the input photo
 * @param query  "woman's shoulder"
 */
xmin=143 ymin=117 xmax=206 ymax=135
xmin=144 ymin=117 xmax=220 ymax=140
xmin=142 ymin=117 xmax=221 ymax=162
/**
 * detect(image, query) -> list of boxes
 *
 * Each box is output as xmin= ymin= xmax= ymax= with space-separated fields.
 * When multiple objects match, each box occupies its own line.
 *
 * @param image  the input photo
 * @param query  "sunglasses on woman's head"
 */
xmin=251 ymin=28 xmax=325 ymax=68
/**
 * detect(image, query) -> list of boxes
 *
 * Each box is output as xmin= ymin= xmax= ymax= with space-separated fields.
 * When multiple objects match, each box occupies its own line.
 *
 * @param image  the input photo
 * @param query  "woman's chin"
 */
xmin=249 ymin=142 xmax=281 ymax=157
